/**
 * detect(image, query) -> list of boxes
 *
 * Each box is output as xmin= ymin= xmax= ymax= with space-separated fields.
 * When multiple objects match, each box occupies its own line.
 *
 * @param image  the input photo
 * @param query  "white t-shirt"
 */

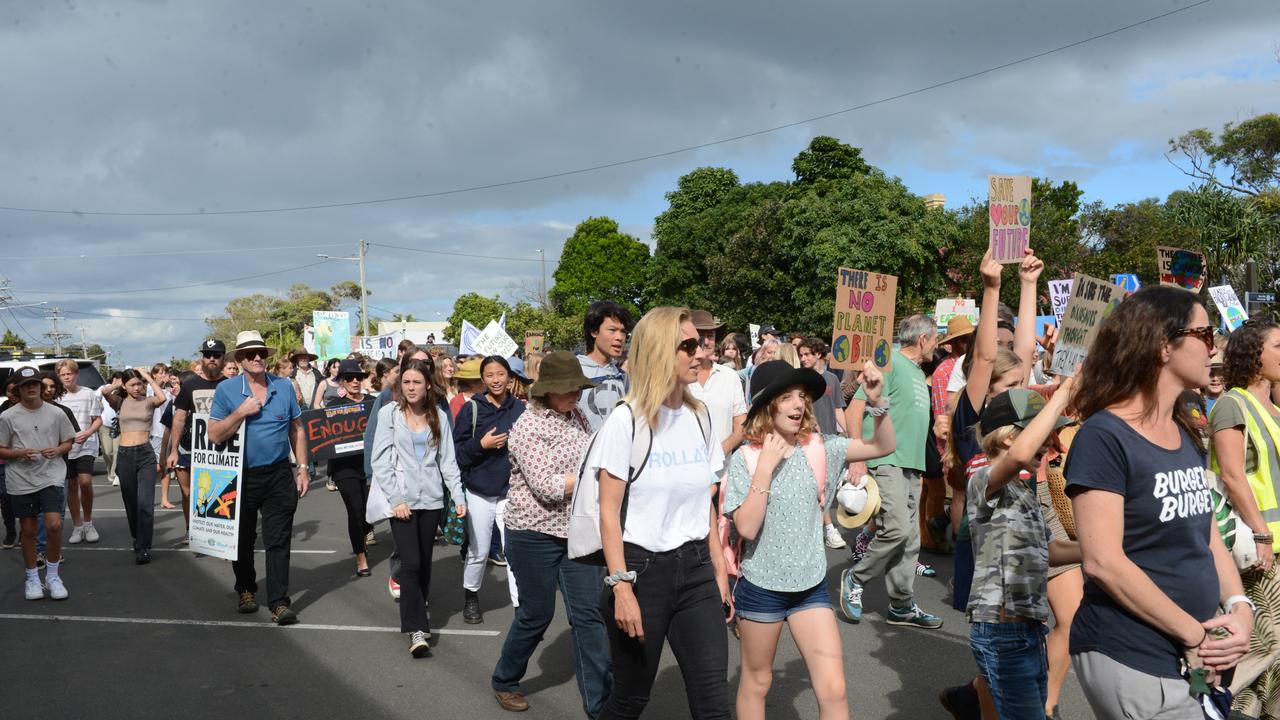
xmin=589 ymin=403 xmax=725 ymax=552
xmin=60 ymin=386 xmax=102 ymax=459
xmin=947 ymin=354 xmax=967 ymax=394
xmin=688 ymin=363 xmax=747 ymax=447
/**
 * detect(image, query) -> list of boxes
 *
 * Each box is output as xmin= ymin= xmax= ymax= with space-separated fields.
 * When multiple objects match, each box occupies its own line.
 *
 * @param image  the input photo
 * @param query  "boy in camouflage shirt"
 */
xmin=965 ymin=385 xmax=1081 ymax=719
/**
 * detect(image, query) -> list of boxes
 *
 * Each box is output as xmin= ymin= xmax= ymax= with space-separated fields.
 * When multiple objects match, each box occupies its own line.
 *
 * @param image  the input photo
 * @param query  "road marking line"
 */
xmin=63 ymin=547 xmax=338 ymax=554
xmin=0 ymin=613 xmax=501 ymax=636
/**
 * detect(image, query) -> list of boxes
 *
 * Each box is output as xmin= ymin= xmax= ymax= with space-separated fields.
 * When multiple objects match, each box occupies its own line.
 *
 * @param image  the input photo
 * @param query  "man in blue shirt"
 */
xmin=209 ymin=331 xmax=308 ymax=625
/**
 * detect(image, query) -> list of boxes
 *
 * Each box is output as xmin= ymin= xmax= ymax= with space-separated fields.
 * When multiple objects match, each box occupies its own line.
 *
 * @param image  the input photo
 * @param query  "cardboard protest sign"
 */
xmin=749 ymin=324 xmax=761 ymax=349
xmin=302 ymin=400 xmax=374 ymax=463
xmin=989 ymin=175 xmax=1032 ymax=263
xmin=1209 ymin=285 xmax=1249 ymax=332
xmin=473 ymin=320 xmax=518 ymax=358
xmin=312 ymin=311 xmax=351 ymax=362
xmin=1048 ymin=279 xmax=1073 ymax=324
xmin=188 ymin=414 xmax=245 ymax=561
xmin=351 ymin=331 xmax=405 ymax=360
xmin=935 ymin=298 xmax=978 ymax=335
xmin=524 ymin=331 xmax=545 ymax=356
xmin=1157 ymin=246 xmax=1206 ymax=292
xmin=1050 ymin=273 xmax=1126 ymax=377
xmin=831 ymin=268 xmax=897 ymax=371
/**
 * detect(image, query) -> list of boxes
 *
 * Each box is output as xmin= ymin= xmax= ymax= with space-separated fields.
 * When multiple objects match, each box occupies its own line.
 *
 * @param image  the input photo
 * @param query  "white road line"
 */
xmin=84 ymin=508 xmax=185 ymax=512
xmin=0 ymin=613 xmax=501 ymax=637
xmin=63 ymin=546 xmax=338 ymax=554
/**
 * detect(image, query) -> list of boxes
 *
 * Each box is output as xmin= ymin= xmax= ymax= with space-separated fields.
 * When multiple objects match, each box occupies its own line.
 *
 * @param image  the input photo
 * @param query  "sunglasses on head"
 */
xmin=677 ymin=337 xmax=700 ymax=356
xmin=1170 ymin=326 xmax=1215 ymax=353
xmin=240 ymin=349 xmax=268 ymax=361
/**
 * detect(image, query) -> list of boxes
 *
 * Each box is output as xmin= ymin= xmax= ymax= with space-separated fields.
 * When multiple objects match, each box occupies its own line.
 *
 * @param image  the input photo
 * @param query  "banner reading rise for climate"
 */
xmin=188 ymin=413 xmax=244 ymax=561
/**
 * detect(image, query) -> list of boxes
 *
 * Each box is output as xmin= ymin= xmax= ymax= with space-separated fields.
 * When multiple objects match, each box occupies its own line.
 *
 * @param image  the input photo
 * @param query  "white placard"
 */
xmin=1048 ymin=279 xmax=1073 ymax=324
xmin=472 ymin=320 xmax=518 ymax=358
xmin=935 ymin=298 xmax=978 ymax=334
xmin=188 ymin=413 xmax=245 ymax=561
xmin=1209 ymin=286 xmax=1249 ymax=332
xmin=351 ymin=331 xmax=405 ymax=360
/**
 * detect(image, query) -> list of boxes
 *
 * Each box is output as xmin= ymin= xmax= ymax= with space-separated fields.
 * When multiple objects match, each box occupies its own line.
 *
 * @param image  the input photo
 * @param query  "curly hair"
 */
xmin=742 ymin=389 xmax=818 ymax=444
xmin=1223 ymin=319 xmax=1280 ymax=390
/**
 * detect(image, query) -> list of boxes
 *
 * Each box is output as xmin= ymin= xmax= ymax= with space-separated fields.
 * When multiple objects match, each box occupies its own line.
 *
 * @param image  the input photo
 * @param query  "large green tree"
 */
xmin=1 ymin=330 xmax=27 ymax=350
xmin=445 ymin=292 xmax=581 ymax=353
xmin=1169 ymin=113 xmax=1280 ymax=197
xmin=548 ymin=217 xmax=650 ymax=318
xmin=205 ymin=282 xmax=360 ymax=352
xmin=1078 ymin=197 xmax=1198 ymax=286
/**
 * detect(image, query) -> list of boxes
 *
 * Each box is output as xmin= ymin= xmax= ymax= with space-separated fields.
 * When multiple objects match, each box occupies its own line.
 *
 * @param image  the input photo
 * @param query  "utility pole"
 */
xmin=538 ymin=248 xmax=546 ymax=307
xmin=359 ymin=238 xmax=369 ymax=336
xmin=78 ymin=326 xmax=90 ymax=359
xmin=44 ymin=306 xmax=71 ymax=355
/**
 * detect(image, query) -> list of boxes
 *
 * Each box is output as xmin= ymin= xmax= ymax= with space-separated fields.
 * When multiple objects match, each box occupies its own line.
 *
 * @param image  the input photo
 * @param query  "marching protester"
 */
xmin=326 ymin=359 xmax=374 ymax=577
xmin=577 ymin=300 xmax=634 ymax=431
xmin=449 ymin=357 xmax=483 ymax=419
xmin=797 ymin=336 xmax=849 ymax=549
xmin=166 ymin=339 xmax=226 ymax=533
xmin=688 ymin=309 xmax=747 ymax=457
xmin=99 ymin=371 xmax=123 ymax=486
xmin=54 ymin=359 xmax=102 ymax=545
xmin=208 ymin=331 xmax=309 ymax=625
xmin=291 ymin=348 xmax=323 ymax=410
xmin=587 ymin=306 xmax=732 ymax=720
xmin=1205 ymin=349 xmax=1227 ymax=414
xmin=1209 ymin=317 xmax=1280 ymax=717
xmin=839 ymin=314 xmax=942 ymax=629
xmin=312 ymin=357 xmax=342 ymax=410
xmin=222 ymin=359 xmax=240 ymax=379
xmin=718 ymin=333 xmax=749 ymax=372
xmin=0 ymin=367 xmax=75 ymax=600
xmin=725 ymin=359 xmax=895 ymax=720
xmin=1067 ymin=286 xmax=1251 ymax=718
xmin=102 ymin=368 xmax=168 ymax=564
xmin=454 ymin=355 xmax=525 ymax=622
xmin=490 ymin=352 xmax=610 ymax=715
xmin=371 ymin=357 xmax=466 ymax=657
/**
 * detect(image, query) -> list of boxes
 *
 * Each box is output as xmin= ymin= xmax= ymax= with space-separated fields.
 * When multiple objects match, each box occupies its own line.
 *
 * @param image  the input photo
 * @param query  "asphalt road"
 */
xmin=0 ymin=466 xmax=1091 ymax=719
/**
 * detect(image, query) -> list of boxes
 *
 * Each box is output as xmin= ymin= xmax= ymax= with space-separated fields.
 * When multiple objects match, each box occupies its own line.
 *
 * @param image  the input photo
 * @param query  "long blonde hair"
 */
xmin=776 ymin=343 xmax=801 ymax=368
xmin=623 ymin=306 xmax=704 ymax=428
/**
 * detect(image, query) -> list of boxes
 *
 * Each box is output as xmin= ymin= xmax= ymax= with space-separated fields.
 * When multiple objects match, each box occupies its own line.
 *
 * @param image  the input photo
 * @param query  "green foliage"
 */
xmin=445 ymin=292 xmax=581 ymax=354
xmin=1079 ymin=198 xmax=1197 ymax=285
xmin=1169 ymin=113 xmax=1280 ymax=195
xmin=791 ymin=135 xmax=871 ymax=184
xmin=548 ymin=217 xmax=650 ymax=318
xmin=1168 ymin=184 xmax=1279 ymax=288
xmin=205 ymin=283 xmax=351 ymax=353
xmin=1 ymin=330 xmax=27 ymax=350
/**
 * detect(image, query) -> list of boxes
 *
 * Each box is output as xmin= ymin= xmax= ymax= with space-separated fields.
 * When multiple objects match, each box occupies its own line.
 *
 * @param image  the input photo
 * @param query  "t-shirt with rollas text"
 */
xmin=1064 ymin=410 xmax=1218 ymax=678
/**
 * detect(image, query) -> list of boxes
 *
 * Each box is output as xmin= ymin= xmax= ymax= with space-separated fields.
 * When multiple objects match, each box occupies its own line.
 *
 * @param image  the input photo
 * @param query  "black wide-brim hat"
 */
xmin=336 ymin=358 xmax=368 ymax=379
xmin=746 ymin=360 xmax=827 ymax=421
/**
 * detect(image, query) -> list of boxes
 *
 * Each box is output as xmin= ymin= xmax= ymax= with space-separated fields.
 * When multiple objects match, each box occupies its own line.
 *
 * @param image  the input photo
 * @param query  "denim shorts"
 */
xmin=12 ymin=485 xmax=66 ymax=518
xmin=733 ymin=576 xmax=830 ymax=623
xmin=969 ymin=621 xmax=1049 ymax=719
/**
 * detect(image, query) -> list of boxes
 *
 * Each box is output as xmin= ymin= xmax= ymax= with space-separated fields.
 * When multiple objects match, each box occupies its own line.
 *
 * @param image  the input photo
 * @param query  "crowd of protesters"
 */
xmin=2 ymin=252 xmax=1275 ymax=719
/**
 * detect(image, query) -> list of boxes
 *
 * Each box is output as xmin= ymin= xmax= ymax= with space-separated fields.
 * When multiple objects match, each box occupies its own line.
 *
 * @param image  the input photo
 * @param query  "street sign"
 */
xmin=1246 ymin=292 xmax=1276 ymax=304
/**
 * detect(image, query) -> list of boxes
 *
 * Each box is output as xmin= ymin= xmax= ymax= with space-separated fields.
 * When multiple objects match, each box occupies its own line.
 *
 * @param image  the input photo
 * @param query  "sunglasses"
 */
xmin=1170 ymin=326 xmax=1215 ymax=353
xmin=677 ymin=337 xmax=700 ymax=356
xmin=201 ymin=352 xmax=224 ymax=359
xmin=240 ymin=349 xmax=268 ymax=361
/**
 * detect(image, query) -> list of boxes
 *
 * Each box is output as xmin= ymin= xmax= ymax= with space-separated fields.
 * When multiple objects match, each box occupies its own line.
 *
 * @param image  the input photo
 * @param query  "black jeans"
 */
xmin=117 ymin=443 xmax=157 ymax=553
xmin=598 ymin=540 xmax=730 ymax=720
xmin=390 ymin=508 xmax=443 ymax=633
xmin=330 ymin=467 xmax=371 ymax=554
xmin=232 ymin=461 xmax=298 ymax=609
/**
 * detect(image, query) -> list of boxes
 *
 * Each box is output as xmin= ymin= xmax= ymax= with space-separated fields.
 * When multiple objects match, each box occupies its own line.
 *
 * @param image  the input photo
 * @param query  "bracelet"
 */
xmin=1190 ymin=627 xmax=1209 ymax=649
xmin=1224 ymin=594 xmax=1257 ymax=615
xmin=604 ymin=570 xmax=637 ymax=588
xmin=865 ymin=401 xmax=891 ymax=418
xmin=1254 ymin=532 xmax=1274 ymax=544
xmin=748 ymin=484 xmax=771 ymax=495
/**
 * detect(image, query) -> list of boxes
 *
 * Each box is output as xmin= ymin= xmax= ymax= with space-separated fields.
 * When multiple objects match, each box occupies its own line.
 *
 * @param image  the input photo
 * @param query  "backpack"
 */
xmin=718 ymin=434 xmax=828 ymax=577
xmin=567 ymin=400 xmax=712 ymax=565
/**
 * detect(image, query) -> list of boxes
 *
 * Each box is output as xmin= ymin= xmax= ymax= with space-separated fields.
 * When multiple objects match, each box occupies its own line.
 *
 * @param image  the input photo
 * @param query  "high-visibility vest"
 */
xmin=1209 ymin=387 xmax=1280 ymax=536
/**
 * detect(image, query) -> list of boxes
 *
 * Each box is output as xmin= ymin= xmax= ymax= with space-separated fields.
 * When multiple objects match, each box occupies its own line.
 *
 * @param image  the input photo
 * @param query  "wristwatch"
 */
xmin=604 ymin=570 xmax=637 ymax=588
xmin=1224 ymin=594 xmax=1257 ymax=615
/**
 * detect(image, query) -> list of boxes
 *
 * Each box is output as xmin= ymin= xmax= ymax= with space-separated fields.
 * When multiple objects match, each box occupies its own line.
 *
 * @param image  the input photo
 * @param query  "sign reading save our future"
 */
xmin=831 ymin=267 xmax=897 ymax=371
xmin=989 ymin=175 xmax=1032 ymax=264
xmin=302 ymin=400 xmax=374 ymax=463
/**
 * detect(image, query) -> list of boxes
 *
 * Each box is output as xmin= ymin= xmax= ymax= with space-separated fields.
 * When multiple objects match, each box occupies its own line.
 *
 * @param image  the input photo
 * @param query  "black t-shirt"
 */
xmin=173 ymin=376 xmax=222 ymax=452
xmin=1064 ymin=410 xmax=1217 ymax=678
xmin=952 ymin=392 xmax=984 ymax=468
xmin=325 ymin=395 xmax=367 ymax=480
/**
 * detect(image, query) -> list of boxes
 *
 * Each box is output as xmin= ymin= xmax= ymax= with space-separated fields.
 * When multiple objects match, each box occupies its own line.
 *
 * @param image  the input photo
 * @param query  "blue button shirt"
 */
xmin=209 ymin=373 xmax=302 ymax=469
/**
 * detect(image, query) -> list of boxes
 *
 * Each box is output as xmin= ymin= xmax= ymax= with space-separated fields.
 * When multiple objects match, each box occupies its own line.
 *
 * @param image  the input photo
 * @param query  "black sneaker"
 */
xmin=463 ymin=590 xmax=482 ymax=624
xmin=271 ymin=605 xmax=299 ymax=626
xmin=939 ymin=683 xmax=980 ymax=720
xmin=1 ymin=530 xmax=15 ymax=549
xmin=488 ymin=552 xmax=507 ymax=567
xmin=135 ymin=550 xmax=152 ymax=565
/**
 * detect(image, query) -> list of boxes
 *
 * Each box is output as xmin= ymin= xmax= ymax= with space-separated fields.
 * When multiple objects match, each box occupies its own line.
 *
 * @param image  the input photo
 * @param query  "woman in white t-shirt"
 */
xmin=594 ymin=306 xmax=732 ymax=720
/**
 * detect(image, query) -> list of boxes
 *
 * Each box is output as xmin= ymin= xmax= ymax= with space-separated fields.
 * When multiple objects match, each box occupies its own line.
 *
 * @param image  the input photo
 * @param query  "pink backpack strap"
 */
xmin=800 ymin=434 xmax=827 ymax=504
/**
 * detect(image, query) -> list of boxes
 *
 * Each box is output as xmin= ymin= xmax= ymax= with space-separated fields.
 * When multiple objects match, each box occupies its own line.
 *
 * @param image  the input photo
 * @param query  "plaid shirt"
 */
xmin=504 ymin=403 xmax=592 ymax=538
xmin=931 ymin=356 xmax=958 ymax=457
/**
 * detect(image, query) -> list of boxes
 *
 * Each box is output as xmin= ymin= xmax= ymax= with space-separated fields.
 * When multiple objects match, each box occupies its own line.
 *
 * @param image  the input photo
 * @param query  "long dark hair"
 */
xmin=1223 ymin=319 xmax=1279 ymax=391
xmin=397 ymin=358 xmax=441 ymax=445
xmin=1069 ymin=286 xmax=1204 ymax=451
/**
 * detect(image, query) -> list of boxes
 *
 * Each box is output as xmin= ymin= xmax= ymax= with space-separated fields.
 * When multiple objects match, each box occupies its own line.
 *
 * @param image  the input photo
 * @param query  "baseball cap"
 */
xmin=979 ymin=388 xmax=1073 ymax=437
xmin=200 ymin=338 xmax=226 ymax=354
xmin=14 ymin=366 xmax=40 ymax=385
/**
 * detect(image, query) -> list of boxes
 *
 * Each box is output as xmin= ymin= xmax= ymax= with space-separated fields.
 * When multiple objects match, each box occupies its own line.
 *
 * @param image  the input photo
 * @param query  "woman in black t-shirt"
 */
xmin=1066 ymin=286 xmax=1251 ymax=718
xmin=327 ymin=360 xmax=373 ymax=576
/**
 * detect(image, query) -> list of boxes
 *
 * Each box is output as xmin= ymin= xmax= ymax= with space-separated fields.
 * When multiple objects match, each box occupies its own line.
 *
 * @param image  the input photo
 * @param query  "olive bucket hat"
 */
xmin=529 ymin=351 xmax=598 ymax=399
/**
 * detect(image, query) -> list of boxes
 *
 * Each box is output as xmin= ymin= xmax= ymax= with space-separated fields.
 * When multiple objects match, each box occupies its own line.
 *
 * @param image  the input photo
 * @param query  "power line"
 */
xmin=58 ymin=308 xmax=208 ymax=322
xmin=367 ymin=241 xmax=543 ymax=264
xmin=0 ymin=0 xmax=1213 ymax=219
xmin=3 ymin=241 xmax=351 ymax=261
xmin=9 ymin=259 xmax=335 ymax=295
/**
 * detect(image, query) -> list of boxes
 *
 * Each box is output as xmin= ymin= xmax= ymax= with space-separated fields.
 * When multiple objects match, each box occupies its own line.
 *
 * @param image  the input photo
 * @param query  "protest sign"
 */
xmin=935 ymin=298 xmax=978 ymax=334
xmin=302 ymin=400 xmax=374 ymax=463
xmin=351 ymin=330 xmax=405 ymax=360
xmin=312 ymin=311 xmax=351 ymax=362
xmin=749 ymin=324 xmax=761 ymax=349
xmin=1209 ymin=285 xmax=1249 ymax=332
xmin=989 ymin=175 xmax=1032 ymax=263
xmin=473 ymin=320 xmax=518 ymax=358
xmin=1048 ymin=279 xmax=1073 ymax=324
xmin=188 ymin=413 xmax=245 ymax=561
xmin=1050 ymin=273 xmax=1125 ymax=377
xmin=524 ymin=331 xmax=545 ymax=355
xmin=1110 ymin=274 xmax=1141 ymax=295
xmin=1157 ymin=246 xmax=1206 ymax=292
xmin=831 ymin=268 xmax=897 ymax=371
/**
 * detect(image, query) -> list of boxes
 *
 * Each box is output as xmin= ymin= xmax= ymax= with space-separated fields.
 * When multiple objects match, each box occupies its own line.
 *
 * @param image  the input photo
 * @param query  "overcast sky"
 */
xmin=0 ymin=0 xmax=1275 ymax=366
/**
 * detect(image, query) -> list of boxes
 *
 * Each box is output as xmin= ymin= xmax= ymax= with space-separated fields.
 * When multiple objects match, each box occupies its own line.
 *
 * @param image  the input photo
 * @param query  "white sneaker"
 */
xmin=109 ymin=476 xmax=120 ymax=486
xmin=824 ymin=524 xmax=847 ymax=549
xmin=67 ymin=526 xmax=85 ymax=545
xmin=46 ymin=576 xmax=68 ymax=600
xmin=25 ymin=578 xmax=44 ymax=600
xmin=83 ymin=524 xmax=100 ymax=543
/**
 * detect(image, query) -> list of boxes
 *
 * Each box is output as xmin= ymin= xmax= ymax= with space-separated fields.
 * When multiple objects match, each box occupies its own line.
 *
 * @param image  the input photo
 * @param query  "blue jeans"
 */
xmin=969 ymin=621 xmax=1049 ymax=720
xmin=493 ymin=528 xmax=611 ymax=718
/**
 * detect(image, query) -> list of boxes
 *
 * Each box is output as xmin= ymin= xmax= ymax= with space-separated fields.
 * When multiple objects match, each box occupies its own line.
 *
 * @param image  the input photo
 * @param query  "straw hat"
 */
xmin=233 ymin=330 xmax=276 ymax=359
xmin=454 ymin=357 xmax=482 ymax=380
xmin=835 ymin=475 xmax=881 ymax=528
xmin=938 ymin=316 xmax=976 ymax=346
